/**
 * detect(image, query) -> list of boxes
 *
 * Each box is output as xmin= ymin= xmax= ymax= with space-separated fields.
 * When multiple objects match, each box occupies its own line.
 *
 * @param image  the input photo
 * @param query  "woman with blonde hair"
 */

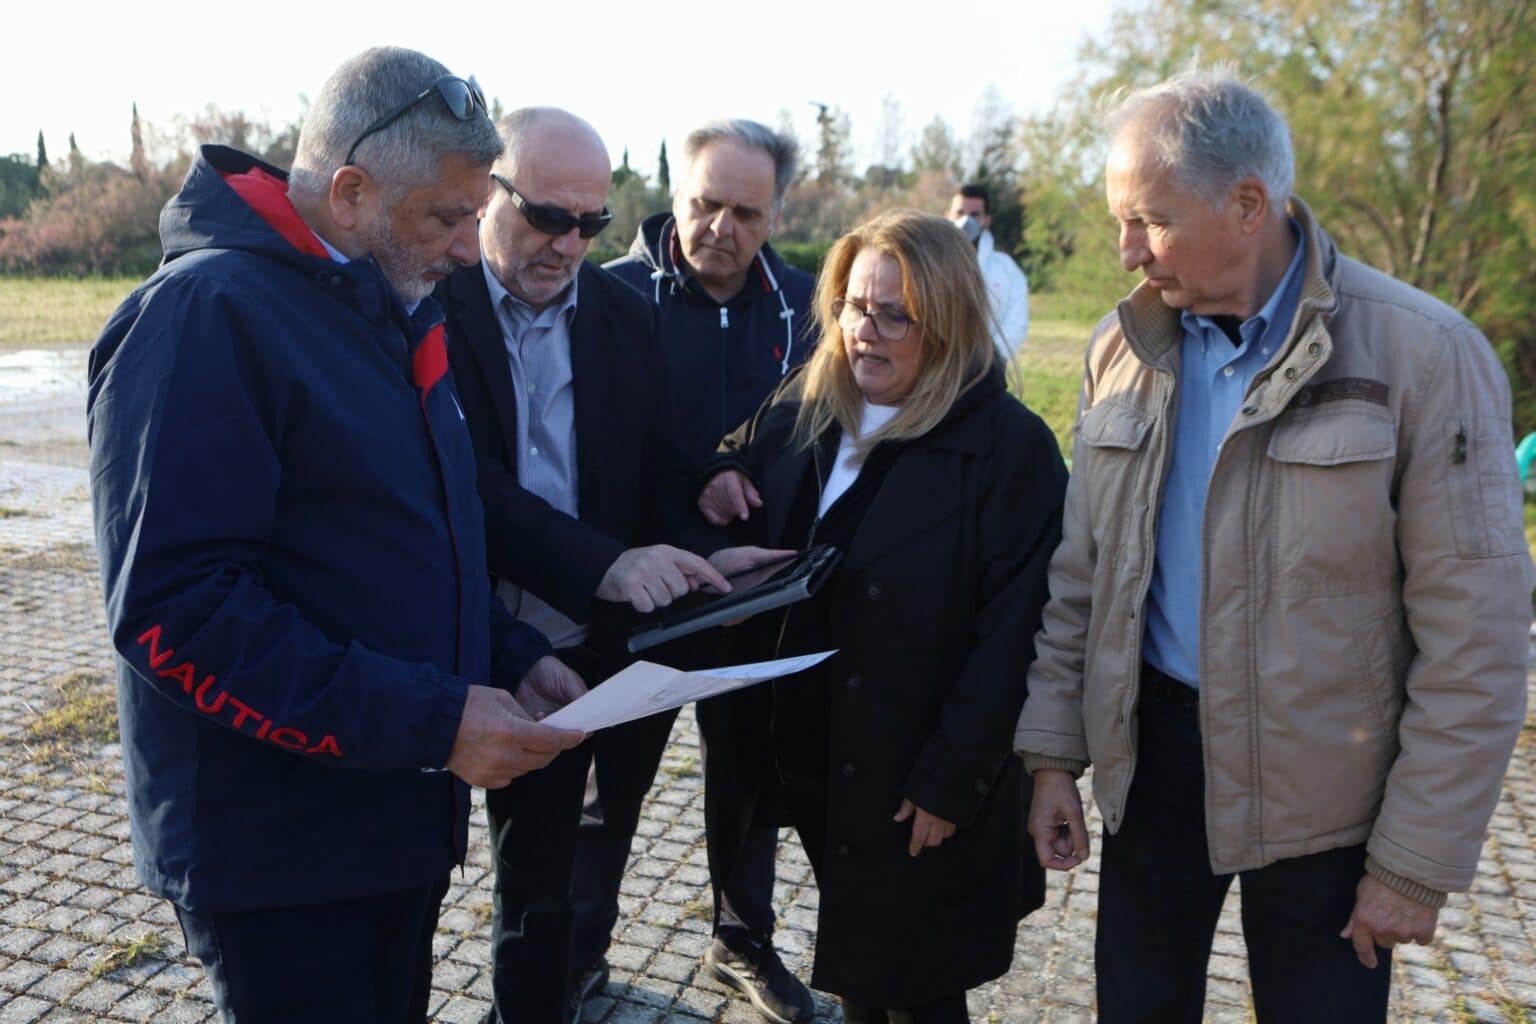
xmin=698 ymin=209 xmax=1067 ymax=1023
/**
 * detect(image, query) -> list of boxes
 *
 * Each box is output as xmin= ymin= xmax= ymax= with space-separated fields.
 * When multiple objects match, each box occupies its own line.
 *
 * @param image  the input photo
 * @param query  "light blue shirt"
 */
xmin=1143 ymin=224 xmax=1306 ymax=687
xmin=482 ymin=258 xmax=587 ymax=648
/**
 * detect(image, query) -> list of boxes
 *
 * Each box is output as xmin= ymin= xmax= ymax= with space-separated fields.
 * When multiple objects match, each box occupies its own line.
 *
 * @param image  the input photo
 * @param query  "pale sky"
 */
xmin=2 ymin=0 xmax=1119 ymax=177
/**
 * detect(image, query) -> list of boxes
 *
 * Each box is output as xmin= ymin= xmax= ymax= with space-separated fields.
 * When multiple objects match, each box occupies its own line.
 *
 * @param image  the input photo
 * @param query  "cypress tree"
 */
xmin=130 ymin=103 xmax=149 ymax=180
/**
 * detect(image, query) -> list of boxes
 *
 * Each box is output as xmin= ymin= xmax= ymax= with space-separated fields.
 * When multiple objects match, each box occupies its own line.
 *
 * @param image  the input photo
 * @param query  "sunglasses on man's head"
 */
xmin=491 ymin=174 xmax=613 ymax=240
xmin=344 ymin=75 xmax=488 ymax=167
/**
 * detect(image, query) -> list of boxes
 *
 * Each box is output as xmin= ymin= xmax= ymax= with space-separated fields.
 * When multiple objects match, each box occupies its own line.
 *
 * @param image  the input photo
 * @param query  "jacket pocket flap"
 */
xmin=1268 ymin=411 xmax=1396 ymax=466
xmin=1077 ymin=401 xmax=1153 ymax=451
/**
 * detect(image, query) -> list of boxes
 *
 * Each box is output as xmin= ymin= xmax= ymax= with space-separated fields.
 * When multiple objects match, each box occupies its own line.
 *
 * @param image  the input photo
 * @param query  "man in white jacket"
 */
xmin=949 ymin=183 xmax=1029 ymax=362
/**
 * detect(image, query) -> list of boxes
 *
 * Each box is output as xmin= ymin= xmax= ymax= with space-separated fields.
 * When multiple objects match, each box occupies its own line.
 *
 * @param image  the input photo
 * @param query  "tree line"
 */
xmin=3 ymin=0 xmax=1531 ymax=428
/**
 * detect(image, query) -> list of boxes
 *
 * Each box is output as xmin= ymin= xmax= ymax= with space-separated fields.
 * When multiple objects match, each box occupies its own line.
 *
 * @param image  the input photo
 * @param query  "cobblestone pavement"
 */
xmin=2 ymin=376 xmax=1534 ymax=1022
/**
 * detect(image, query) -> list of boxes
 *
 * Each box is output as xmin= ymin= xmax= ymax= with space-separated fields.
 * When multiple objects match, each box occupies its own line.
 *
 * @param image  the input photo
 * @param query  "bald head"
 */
xmin=496 ymin=107 xmax=609 ymax=184
xmin=481 ymin=107 xmax=613 ymax=310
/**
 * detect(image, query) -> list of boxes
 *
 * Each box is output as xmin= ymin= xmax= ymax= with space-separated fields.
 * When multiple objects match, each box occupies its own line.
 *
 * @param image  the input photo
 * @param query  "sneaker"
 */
xmin=565 ymin=958 xmax=609 ymax=1024
xmin=703 ymin=934 xmax=815 ymax=1024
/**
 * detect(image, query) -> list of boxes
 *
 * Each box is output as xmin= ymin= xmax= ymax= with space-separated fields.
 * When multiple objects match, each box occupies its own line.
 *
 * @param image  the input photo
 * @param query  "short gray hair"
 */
xmin=290 ymin=47 xmax=502 ymax=202
xmin=1104 ymin=67 xmax=1294 ymax=207
xmin=683 ymin=119 xmax=799 ymax=208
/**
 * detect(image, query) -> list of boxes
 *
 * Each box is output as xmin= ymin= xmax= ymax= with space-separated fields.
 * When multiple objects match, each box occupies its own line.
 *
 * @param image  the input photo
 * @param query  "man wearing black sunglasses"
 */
xmin=435 ymin=107 xmax=789 ymax=1024
xmin=87 ymin=49 xmax=589 ymax=1024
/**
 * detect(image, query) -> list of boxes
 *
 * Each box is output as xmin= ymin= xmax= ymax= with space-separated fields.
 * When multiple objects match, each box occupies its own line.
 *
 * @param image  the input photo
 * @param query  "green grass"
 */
xmin=1525 ymin=502 xmax=1536 ymax=577
xmin=1013 ymin=316 xmax=1091 ymax=456
xmin=24 ymin=669 xmax=119 ymax=766
xmin=0 ymin=276 xmax=136 ymax=349
xmin=89 ymin=931 xmax=172 ymax=978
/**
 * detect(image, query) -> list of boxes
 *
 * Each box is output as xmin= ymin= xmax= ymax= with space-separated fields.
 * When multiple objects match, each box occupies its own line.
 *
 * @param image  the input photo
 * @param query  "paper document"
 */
xmin=541 ymin=651 xmax=837 ymax=733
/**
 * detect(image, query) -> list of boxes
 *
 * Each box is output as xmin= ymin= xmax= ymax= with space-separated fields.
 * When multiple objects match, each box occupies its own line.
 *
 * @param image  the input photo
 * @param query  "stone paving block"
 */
xmin=105 ymin=989 xmax=168 ymax=1023
xmin=0 ymin=925 xmax=47 ymax=956
xmin=137 ymin=1001 xmax=212 ymax=1024
xmin=0 ymin=997 xmax=52 ymax=1024
xmin=430 ymin=959 xmax=477 ymax=993
xmin=64 ymin=836 xmax=114 ymax=858
xmin=35 ymin=1010 xmax=93 ymax=1024
xmin=64 ymin=978 xmax=132 ymax=1014
xmin=184 ymin=977 xmax=214 ymax=1004
xmin=646 ymin=952 xmax=696 ymax=985
xmin=0 ymin=957 xmax=50 ymax=993
xmin=141 ymin=963 xmax=201 ymax=994
xmin=29 ymin=905 xmax=86 ymax=933
xmin=467 ymin=970 xmax=494 ymax=1001
xmin=661 ymin=930 xmax=711 ymax=962
xmin=1450 ymin=951 xmax=1495 ymax=977
xmin=1206 ymin=976 xmax=1250 ymax=1007
xmin=449 ymin=937 xmax=491 ymax=967
xmin=21 ymin=968 xmax=90 ymax=1005
xmin=26 ymin=935 xmax=88 ymax=967
xmin=433 ymin=996 xmax=489 ymax=1024
xmin=1 ymin=873 xmax=48 ymax=896
xmin=104 ymin=893 xmax=159 ymax=920
xmin=30 ymin=854 xmax=82 ymax=878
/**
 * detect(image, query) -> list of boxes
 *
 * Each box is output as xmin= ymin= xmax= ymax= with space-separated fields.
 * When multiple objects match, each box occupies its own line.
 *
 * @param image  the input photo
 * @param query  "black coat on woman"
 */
xmin=703 ymin=364 xmax=1068 ymax=1007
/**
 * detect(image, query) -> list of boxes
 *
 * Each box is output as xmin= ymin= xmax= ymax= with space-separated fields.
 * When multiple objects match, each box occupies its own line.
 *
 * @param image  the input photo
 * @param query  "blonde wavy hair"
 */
xmin=793 ymin=209 xmax=996 ymax=454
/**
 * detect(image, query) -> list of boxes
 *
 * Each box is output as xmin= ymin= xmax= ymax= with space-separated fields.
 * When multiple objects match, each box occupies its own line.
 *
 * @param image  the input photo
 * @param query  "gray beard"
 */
xmin=363 ymin=217 xmax=443 ymax=307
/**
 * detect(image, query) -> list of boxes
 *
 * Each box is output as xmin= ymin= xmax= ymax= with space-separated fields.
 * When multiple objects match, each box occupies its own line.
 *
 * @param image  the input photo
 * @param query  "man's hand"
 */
xmin=699 ymin=469 xmax=761 ymax=526
xmin=1028 ymin=768 xmax=1090 ymax=871
xmin=596 ymin=544 xmax=730 ymax=613
xmin=444 ymin=684 xmax=584 ymax=789
xmin=514 ymin=655 xmax=587 ymax=719
xmin=894 ymin=799 xmax=956 ymax=857
xmin=1340 ymin=873 xmax=1440 ymax=968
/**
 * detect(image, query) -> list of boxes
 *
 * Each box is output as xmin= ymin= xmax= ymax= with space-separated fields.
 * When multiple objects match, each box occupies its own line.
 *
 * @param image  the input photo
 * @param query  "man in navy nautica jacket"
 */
xmin=87 ymin=47 xmax=585 ymax=1023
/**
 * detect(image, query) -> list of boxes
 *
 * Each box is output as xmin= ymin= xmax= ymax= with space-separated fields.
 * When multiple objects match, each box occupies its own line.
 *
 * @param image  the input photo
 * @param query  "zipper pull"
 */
xmin=720 ymin=307 xmax=729 ymax=329
xmin=1453 ymin=423 xmax=1468 ymax=465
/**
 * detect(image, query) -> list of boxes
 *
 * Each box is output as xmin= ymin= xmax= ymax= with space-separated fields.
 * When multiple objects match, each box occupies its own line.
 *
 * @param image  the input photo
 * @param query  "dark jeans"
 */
xmin=174 ymin=876 xmax=448 ymax=1024
xmin=483 ymin=644 xmax=614 ymax=1024
xmin=1096 ymin=667 xmax=1392 ymax=1024
xmin=569 ymin=684 xmax=781 ymax=967
xmin=490 ymin=649 xmax=781 ymax=1023
xmin=484 ymin=740 xmax=594 ymax=1024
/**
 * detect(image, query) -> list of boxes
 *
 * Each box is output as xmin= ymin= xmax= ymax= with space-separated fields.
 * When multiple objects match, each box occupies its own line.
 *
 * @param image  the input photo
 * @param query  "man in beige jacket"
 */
xmin=1015 ymin=69 xmax=1531 ymax=1023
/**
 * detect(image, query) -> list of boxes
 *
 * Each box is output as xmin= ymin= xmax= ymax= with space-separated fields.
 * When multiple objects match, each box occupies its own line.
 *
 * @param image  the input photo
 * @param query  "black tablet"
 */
xmin=627 ymin=545 xmax=843 ymax=654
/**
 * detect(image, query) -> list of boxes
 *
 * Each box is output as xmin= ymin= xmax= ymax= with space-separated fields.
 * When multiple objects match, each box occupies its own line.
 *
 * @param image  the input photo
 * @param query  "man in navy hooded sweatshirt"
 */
xmin=591 ymin=118 xmax=818 ymax=1024
xmin=87 ymin=47 xmax=586 ymax=1023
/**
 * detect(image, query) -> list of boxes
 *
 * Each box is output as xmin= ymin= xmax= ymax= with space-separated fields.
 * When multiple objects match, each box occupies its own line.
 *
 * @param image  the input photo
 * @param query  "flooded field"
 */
xmin=0 ymin=347 xmax=88 ymax=404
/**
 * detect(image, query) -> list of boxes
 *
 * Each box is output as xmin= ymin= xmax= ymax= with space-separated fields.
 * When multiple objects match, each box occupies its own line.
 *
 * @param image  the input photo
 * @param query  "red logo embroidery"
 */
xmin=136 ymin=625 xmax=344 ymax=757
xmin=413 ymin=326 xmax=449 ymax=395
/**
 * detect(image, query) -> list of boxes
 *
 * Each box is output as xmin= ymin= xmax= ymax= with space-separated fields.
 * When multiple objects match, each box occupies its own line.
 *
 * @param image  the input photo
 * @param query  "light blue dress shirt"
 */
xmin=1143 ymin=224 xmax=1306 ymax=688
xmin=482 ymin=259 xmax=588 ymax=648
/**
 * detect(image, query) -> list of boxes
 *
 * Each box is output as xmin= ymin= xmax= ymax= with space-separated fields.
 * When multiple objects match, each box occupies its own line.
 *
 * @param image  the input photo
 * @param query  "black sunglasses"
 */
xmin=491 ymin=173 xmax=613 ymax=239
xmin=345 ymin=75 xmax=488 ymax=167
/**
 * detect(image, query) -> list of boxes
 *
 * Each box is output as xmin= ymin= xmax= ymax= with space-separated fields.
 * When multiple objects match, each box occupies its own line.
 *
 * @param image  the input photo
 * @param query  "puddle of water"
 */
xmin=0 ymin=348 xmax=89 ymax=402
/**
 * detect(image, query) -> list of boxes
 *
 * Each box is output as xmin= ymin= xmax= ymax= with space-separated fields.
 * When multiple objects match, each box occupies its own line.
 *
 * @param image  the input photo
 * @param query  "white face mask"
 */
xmin=952 ymin=214 xmax=983 ymax=243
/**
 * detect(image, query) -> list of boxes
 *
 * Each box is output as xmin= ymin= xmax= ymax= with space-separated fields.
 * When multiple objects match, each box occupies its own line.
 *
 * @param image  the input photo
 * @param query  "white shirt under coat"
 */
xmin=818 ymin=401 xmax=901 ymax=516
